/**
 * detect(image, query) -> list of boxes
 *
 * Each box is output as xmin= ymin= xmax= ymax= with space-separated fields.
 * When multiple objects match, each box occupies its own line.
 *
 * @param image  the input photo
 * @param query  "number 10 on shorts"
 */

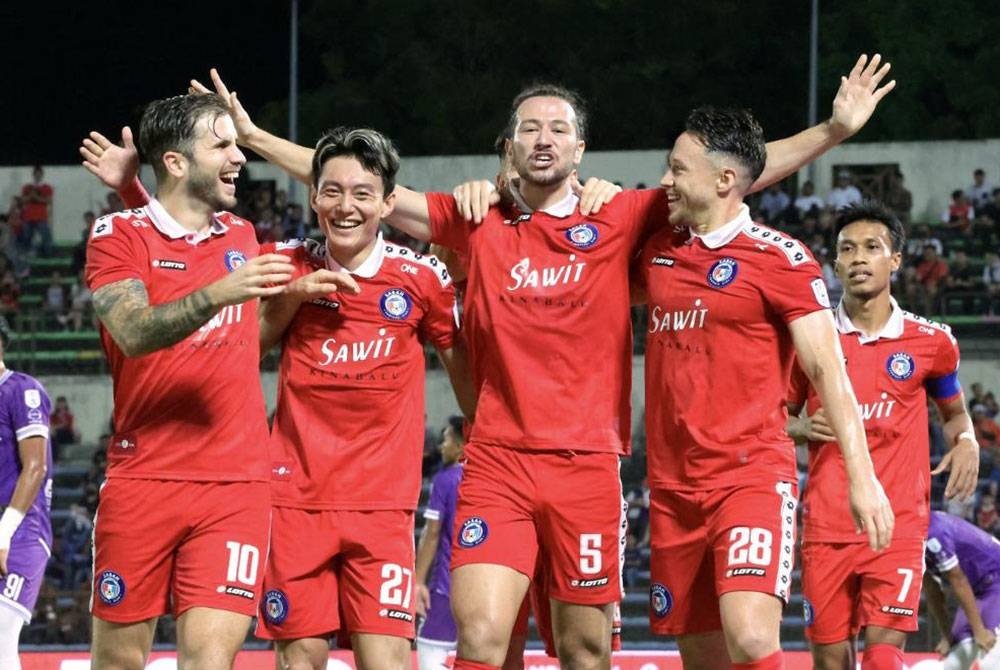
xmin=225 ymin=541 xmax=261 ymax=586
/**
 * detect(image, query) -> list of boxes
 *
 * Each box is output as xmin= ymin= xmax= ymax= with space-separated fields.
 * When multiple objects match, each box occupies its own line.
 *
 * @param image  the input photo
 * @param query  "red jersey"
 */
xmin=268 ymin=236 xmax=457 ymax=510
xmin=21 ymin=182 xmax=52 ymax=221
xmin=426 ymin=188 xmax=667 ymax=454
xmin=85 ymin=199 xmax=269 ymax=481
xmin=789 ymin=299 xmax=961 ymax=542
xmin=638 ymin=207 xmax=828 ymax=490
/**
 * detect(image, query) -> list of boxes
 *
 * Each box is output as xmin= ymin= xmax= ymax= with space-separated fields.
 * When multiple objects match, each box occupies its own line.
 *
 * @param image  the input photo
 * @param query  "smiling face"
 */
xmin=659 ymin=131 xmax=722 ymax=228
xmin=311 ymin=155 xmax=395 ymax=268
xmin=835 ymin=220 xmax=901 ymax=301
xmin=509 ymin=96 xmax=584 ymax=188
xmin=183 ymin=114 xmax=245 ymax=211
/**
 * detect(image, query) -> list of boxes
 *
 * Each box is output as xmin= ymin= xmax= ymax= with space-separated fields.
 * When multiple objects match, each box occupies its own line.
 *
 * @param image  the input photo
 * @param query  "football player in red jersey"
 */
xmin=787 ymin=201 xmax=977 ymax=670
xmin=636 ymin=107 xmax=893 ymax=670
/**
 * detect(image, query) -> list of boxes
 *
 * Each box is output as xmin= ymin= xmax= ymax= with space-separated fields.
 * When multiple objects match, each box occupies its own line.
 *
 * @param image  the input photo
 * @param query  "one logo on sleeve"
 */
xmin=262 ymin=589 xmax=289 ymax=624
xmin=566 ymin=223 xmax=599 ymax=249
xmin=224 ymin=250 xmax=247 ymax=272
xmin=458 ymin=517 xmax=489 ymax=547
xmin=23 ymin=389 xmax=41 ymax=409
xmin=886 ymin=352 xmax=915 ymax=381
xmin=91 ymin=217 xmax=114 ymax=239
xmin=810 ymin=278 xmax=831 ymax=308
xmin=379 ymin=288 xmax=413 ymax=320
xmin=98 ymin=570 xmax=126 ymax=606
xmin=650 ymin=583 xmax=673 ymax=618
xmin=707 ymin=258 xmax=739 ymax=288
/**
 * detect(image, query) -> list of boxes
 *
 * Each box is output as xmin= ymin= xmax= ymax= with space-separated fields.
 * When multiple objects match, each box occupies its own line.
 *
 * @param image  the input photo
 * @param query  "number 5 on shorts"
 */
xmin=580 ymin=534 xmax=602 ymax=574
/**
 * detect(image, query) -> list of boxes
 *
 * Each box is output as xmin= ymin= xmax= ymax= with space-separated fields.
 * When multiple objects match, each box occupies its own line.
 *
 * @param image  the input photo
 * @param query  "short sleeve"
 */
xmin=925 ymin=530 xmax=959 ymax=574
xmin=85 ymin=213 xmax=146 ymax=292
xmin=423 ymin=475 xmax=448 ymax=522
xmin=926 ymin=330 xmax=962 ymax=402
xmin=419 ymin=276 xmax=458 ymax=352
xmin=759 ymin=240 xmax=828 ymax=324
xmin=426 ymin=193 xmax=471 ymax=254
xmin=12 ymin=379 xmax=51 ymax=442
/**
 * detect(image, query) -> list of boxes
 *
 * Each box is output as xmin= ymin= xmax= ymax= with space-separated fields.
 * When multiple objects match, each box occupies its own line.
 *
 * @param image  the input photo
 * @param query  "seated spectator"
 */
xmin=942 ymin=189 xmax=975 ymax=234
xmin=977 ymin=493 xmax=1000 ymax=536
xmin=977 ymin=188 xmax=1000 ymax=232
xmin=826 ymin=169 xmax=862 ymax=210
xmin=794 ymin=180 xmax=825 ymax=220
xmin=984 ymin=392 xmax=1000 ymax=419
xmin=254 ymin=207 xmax=280 ymax=243
xmin=908 ymin=244 xmax=949 ymax=314
xmin=966 ymin=168 xmax=995 ymax=210
xmin=974 ymin=404 xmax=1000 ymax=451
xmin=943 ymin=250 xmax=984 ymax=314
xmin=984 ymin=251 xmax=1000 ymax=315
xmin=67 ymin=269 xmax=94 ymax=331
xmin=884 ymin=170 xmax=912 ymax=224
xmin=906 ymin=224 xmax=944 ymax=260
xmin=969 ymin=383 xmax=988 ymax=411
xmin=50 ymin=396 xmax=80 ymax=454
xmin=759 ymin=184 xmax=791 ymax=224
xmin=44 ymin=271 xmax=68 ymax=327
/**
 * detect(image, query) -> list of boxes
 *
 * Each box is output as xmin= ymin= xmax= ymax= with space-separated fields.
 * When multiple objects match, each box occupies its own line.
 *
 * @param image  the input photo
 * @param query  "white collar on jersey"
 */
xmin=834 ymin=296 xmax=905 ymax=343
xmin=510 ymin=184 xmax=580 ymax=218
xmin=688 ymin=204 xmax=751 ymax=249
xmin=325 ymin=232 xmax=385 ymax=278
xmin=146 ymin=198 xmax=229 ymax=245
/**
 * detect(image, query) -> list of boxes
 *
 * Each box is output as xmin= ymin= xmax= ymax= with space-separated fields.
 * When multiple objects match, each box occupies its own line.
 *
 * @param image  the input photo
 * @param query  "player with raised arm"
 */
xmin=787 ymin=202 xmax=977 ymax=670
xmin=924 ymin=510 xmax=1000 ymax=669
xmin=636 ymin=109 xmax=894 ymax=670
xmin=0 ymin=318 xmax=53 ymax=670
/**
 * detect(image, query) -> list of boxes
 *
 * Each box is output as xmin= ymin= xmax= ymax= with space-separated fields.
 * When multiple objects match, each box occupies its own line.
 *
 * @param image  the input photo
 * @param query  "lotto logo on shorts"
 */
xmin=886 ymin=352 xmax=915 ymax=381
xmin=881 ymin=604 xmax=914 ymax=616
xmin=380 ymin=288 xmax=413 ymax=320
xmin=802 ymin=597 xmax=814 ymax=626
xmin=97 ymin=570 xmax=126 ymax=606
xmin=458 ymin=517 xmax=489 ymax=548
xmin=262 ymin=589 xmax=289 ymax=624
xmin=379 ymin=608 xmax=414 ymax=622
xmin=707 ymin=257 xmax=739 ymax=288
xmin=224 ymin=250 xmax=247 ymax=272
xmin=566 ymin=223 xmax=599 ymax=249
xmin=650 ymin=583 xmax=672 ymax=618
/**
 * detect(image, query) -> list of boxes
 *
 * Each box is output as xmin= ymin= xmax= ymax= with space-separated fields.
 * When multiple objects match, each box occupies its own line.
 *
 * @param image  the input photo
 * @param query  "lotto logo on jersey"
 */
xmin=707 ymin=258 xmax=739 ymax=288
xmin=262 ymin=589 xmax=289 ymax=624
xmin=650 ymin=583 xmax=673 ymax=618
xmin=886 ymin=352 xmax=915 ymax=381
xmin=458 ymin=517 xmax=489 ymax=548
xmin=566 ymin=223 xmax=599 ymax=249
xmin=224 ymin=250 xmax=247 ymax=272
xmin=97 ymin=570 xmax=126 ymax=606
xmin=380 ymin=288 xmax=413 ymax=320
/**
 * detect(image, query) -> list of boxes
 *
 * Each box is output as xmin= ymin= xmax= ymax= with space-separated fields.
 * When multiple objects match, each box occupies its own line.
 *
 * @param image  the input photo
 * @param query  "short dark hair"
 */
xmin=311 ymin=126 xmax=400 ymax=195
xmin=507 ymin=83 xmax=588 ymax=142
xmin=975 ymin=168 xmax=985 ymax=176
xmin=684 ymin=106 xmax=766 ymax=185
xmin=834 ymin=200 xmax=906 ymax=253
xmin=951 ymin=189 xmax=963 ymax=200
xmin=446 ymin=415 xmax=465 ymax=443
xmin=139 ymin=94 xmax=231 ymax=182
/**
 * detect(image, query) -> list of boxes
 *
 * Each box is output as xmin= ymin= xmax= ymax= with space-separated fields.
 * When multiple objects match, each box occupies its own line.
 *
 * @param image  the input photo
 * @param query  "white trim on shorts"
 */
xmin=773 ymin=481 xmax=797 ymax=601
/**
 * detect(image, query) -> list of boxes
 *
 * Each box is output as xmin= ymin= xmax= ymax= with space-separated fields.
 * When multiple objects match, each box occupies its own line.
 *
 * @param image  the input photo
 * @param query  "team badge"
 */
xmin=98 ymin=570 xmax=126 ymax=606
xmin=650 ymin=583 xmax=673 ymax=618
xmin=224 ymin=250 xmax=247 ymax=272
xmin=803 ymin=598 xmax=814 ymax=626
xmin=886 ymin=352 xmax=915 ymax=381
xmin=458 ymin=517 xmax=489 ymax=548
xmin=707 ymin=257 xmax=739 ymax=288
xmin=263 ymin=589 xmax=289 ymax=624
xmin=566 ymin=223 xmax=599 ymax=249
xmin=379 ymin=288 xmax=413 ymax=321
xmin=23 ymin=389 xmax=41 ymax=409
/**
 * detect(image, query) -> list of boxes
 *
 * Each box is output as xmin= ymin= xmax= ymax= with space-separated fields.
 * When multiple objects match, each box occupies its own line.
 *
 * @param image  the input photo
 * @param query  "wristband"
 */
xmin=956 ymin=431 xmax=978 ymax=446
xmin=0 ymin=507 xmax=25 ymax=550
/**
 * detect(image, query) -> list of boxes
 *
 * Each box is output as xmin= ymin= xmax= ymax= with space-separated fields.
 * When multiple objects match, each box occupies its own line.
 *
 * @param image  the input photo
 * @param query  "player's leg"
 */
xmin=800 ymin=542 xmax=862 ymax=670
xmin=418 ymin=636 xmax=456 ymax=670
xmin=174 ymin=607 xmax=253 ymax=669
xmin=418 ymin=588 xmax=459 ymax=670
xmin=676 ymin=631 xmax=732 ymax=670
xmin=0 ymin=605 xmax=23 ymax=669
xmin=859 ymin=626 xmax=907 ymax=670
xmin=855 ymin=538 xmax=924 ymax=670
xmin=91 ymin=618 xmax=159 ymax=670
xmin=0 ymin=534 xmax=52 ymax=670
xmin=352 ymin=633 xmax=411 ymax=670
xmin=275 ymin=638 xmax=332 ymax=670
xmin=452 ymin=564 xmax=531 ymax=667
xmin=549 ymin=601 xmax=614 ymax=670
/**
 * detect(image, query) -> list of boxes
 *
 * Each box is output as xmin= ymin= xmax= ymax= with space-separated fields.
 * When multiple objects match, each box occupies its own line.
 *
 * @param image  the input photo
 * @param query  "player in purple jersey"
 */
xmin=0 ymin=317 xmax=54 ymax=669
xmin=415 ymin=416 xmax=466 ymax=670
xmin=924 ymin=510 xmax=1000 ymax=669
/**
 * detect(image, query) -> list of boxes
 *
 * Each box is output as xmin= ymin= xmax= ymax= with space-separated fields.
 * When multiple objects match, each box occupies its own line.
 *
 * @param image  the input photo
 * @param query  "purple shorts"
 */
xmin=0 ymin=533 xmax=49 ymax=622
xmin=953 ymin=582 xmax=1000 ymax=644
xmin=417 ymin=589 xmax=456 ymax=644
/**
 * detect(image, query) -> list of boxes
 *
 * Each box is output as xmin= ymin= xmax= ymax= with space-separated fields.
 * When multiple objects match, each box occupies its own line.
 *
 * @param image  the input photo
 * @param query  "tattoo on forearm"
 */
xmin=93 ymin=279 xmax=220 ymax=356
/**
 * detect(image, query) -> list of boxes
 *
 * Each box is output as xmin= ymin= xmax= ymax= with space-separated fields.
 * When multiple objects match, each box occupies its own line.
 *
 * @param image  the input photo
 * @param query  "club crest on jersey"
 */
xmin=98 ymin=570 xmax=126 ymax=606
xmin=458 ymin=517 xmax=489 ymax=548
xmin=23 ymin=389 xmax=41 ymax=409
xmin=566 ymin=223 xmax=599 ymax=249
xmin=224 ymin=250 xmax=247 ymax=272
xmin=263 ymin=589 xmax=289 ymax=624
xmin=650 ymin=583 xmax=672 ymax=618
xmin=379 ymin=288 xmax=413 ymax=321
xmin=886 ymin=352 xmax=915 ymax=381
xmin=803 ymin=598 xmax=814 ymax=626
xmin=707 ymin=257 xmax=738 ymax=288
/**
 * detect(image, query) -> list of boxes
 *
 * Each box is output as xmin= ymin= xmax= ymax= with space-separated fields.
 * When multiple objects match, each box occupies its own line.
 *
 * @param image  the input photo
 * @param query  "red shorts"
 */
xmin=256 ymin=507 xmax=416 ymax=641
xmin=91 ymin=478 xmax=270 ymax=623
xmin=452 ymin=444 xmax=625 ymax=606
xmin=648 ymin=481 xmax=798 ymax=635
xmin=801 ymin=538 xmax=924 ymax=643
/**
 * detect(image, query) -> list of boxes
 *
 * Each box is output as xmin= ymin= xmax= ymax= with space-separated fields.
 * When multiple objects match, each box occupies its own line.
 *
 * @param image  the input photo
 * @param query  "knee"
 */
xmin=90 ymin=647 xmax=147 ymax=670
xmin=554 ymin=632 xmax=609 ymax=670
xmin=725 ymin=625 xmax=778 ymax=662
xmin=455 ymin=611 xmax=512 ymax=662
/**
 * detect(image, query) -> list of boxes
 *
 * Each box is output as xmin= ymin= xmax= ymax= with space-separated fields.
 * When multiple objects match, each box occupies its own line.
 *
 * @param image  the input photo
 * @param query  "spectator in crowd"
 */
xmin=100 ymin=191 xmax=124 ymax=217
xmin=884 ymin=170 xmax=912 ymax=224
xmin=906 ymin=224 xmax=944 ymax=259
xmin=815 ymin=246 xmax=844 ymax=305
xmin=622 ymin=535 xmax=642 ymax=591
xmin=977 ymin=188 xmax=1000 ymax=232
xmin=758 ymin=183 xmax=791 ymax=224
xmin=794 ymin=180 xmax=825 ymax=220
xmin=826 ymin=168 xmax=862 ymax=210
xmin=929 ymin=399 xmax=948 ymax=459
xmin=943 ymin=189 xmax=975 ymax=234
xmin=44 ymin=271 xmax=67 ymax=327
xmin=909 ymin=243 xmax=950 ymax=314
xmin=974 ymin=404 xmax=1000 ymax=451
xmin=282 ymin=203 xmax=308 ymax=239
xmin=253 ymin=207 xmax=279 ymax=243
xmin=985 ymin=393 xmax=1000 ymax=420
xmin=274 ymin=188 xmax=289 ymax=216
xmin=58 ymin=503 xmax=92 ymax=591
xmin=966 ymin=168 xmax=995 ymax=210
xmin=50 ymin=396 xmax=80 ymax=454
xmin=976 ymin=493 xmax=1000 ymax=536
xmin=19 ymin=165 xmax=53 ymax=257
xmin=944 ymin=250 xmax=984 ymax=314
xmin=969 ymin=383 xmax=988 ymax=412
xmin=0 ymin=271 xmax=20 ymax=315
xmin=983 ymin=251 xmax=1000 ymax=314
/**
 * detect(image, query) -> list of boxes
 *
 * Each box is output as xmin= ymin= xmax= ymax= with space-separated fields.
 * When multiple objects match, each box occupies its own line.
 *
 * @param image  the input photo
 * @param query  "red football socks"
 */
xmin=861 ymin=643 xmax=904 ymax=670
xmin=732 ymin=650 xmax=784 ymax=670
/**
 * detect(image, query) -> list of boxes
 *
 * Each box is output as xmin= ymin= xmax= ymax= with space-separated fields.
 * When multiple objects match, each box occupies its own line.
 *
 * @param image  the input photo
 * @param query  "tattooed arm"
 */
xmin=93 ymin=254 xmax=296 ymax=357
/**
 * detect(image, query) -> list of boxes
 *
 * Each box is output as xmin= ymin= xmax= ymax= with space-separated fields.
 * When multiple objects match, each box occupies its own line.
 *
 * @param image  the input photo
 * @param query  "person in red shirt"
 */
xmin=636 ymin=108 xmax=894 ymax=670
xmin=19 ymin=166 xmax=53 ymax=257
xmin=82 ymin=93 xmax=353 ymax=669
xmin=909 ymin=243 xmax=950 ymax=315
xmin=787 ymin=201 xmax=977 ymax=670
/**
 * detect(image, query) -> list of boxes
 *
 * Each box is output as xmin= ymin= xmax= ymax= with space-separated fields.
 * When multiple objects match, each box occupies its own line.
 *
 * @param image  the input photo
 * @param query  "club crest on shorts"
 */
xmin=707 ymin=257 xmax=738 ymax=288
xmin=458 ymin=517 xmax=489 ymax=547
xmin=224 ymin=249 xmax=247 ymax=272
xmin=566 ymin=223 xmax=599 ymax=249
xmin=380 ymin=288 xmax=413 ymax=320
xmin=886 ymin=352 xmax=915 ymax=381
xmin=803 ymin=597 xmax=814 ymax=626
xmin=650 ymin=582 xmax=672 ymax=618
xmin=262 ymin=589 xmax=289 ymax=624
xmin=98 ymin=570 xmax=126 ymax=606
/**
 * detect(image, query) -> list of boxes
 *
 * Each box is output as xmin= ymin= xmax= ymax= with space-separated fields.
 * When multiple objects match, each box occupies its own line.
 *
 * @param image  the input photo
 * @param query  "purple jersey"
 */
xmin=423 ymin=463 xmax=462 ymax=596
xmin=926 ymin=510 xmax=1000 ymax=595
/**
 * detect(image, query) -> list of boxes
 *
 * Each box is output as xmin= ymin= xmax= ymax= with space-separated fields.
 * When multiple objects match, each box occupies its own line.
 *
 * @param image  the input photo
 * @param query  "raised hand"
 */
xmin=190 ymin=68 xmax=259 ymax=144
xmin=80 ymin=127 xmax=140 ymax=191
xmin=829 ymin=54 xmax=896 ymax=139
xmin=284 ymin=268 xmax=361 ymax=300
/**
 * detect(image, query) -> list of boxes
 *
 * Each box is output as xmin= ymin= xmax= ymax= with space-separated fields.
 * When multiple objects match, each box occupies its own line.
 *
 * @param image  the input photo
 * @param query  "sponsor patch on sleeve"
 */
xmin=810 ymin=278 xmax=831 ymax=308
